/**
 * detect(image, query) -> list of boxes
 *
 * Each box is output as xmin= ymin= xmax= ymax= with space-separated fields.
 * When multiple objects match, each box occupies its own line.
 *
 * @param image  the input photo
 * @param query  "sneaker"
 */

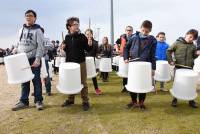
xmin=95 ymin=89 xmax=102 ymax=95
xmin=82 ymin=102 xmax=90 ymax=111
xmin=12 ymin=102 xmax=29 ymax=111
xmin=126 ymin=101 xmax=138 ymax=109
xmin=189 ymin=101 xmax=198 ymax=108
xmin=61 ymin=100 xmax=74 ymax=107
xmin=171 ymin=99 xmax=177 ymax=107
xmin=36 ymin=101 xmax=44 ymax=110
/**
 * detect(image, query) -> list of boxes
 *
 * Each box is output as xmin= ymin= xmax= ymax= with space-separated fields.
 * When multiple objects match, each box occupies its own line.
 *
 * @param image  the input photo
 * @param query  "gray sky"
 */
xmin=0 ymin=0 xmax=200 ymax=49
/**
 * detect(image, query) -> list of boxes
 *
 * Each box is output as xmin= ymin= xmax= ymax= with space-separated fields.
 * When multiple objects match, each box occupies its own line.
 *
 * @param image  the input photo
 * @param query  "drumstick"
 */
xmin=175 ymin=64 xmax=192 ymax=69
xmin=21 ymin=66 xmax=31 ymax=70
xmin=129 ymin=58 xmax=140 ymax=62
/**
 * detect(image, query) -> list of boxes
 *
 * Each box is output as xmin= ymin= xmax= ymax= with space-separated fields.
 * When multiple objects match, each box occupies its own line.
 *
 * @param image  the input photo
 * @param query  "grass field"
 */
xmin=0 ymin=66 xmax=200 ymax=134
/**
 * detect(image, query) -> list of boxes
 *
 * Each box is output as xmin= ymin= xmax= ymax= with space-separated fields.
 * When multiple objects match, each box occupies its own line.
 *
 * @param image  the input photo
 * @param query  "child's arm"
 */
xmin=167 ymin=42 xmax=177 ymax=65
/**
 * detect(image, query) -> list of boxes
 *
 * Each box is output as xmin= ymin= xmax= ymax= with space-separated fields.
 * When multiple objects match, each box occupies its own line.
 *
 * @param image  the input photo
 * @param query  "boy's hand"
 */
xmin=31 ymin=59 xmax=40 ymax=68
xmin=170 ymin=62 xmax=175 ymax=66
xmin=197 ymin=50 xmax=200 ymax=55
xmin=124 ymin=59 xmax=129 ymax=63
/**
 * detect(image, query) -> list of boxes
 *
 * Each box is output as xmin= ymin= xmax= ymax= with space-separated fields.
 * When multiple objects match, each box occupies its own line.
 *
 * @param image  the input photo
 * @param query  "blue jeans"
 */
xmin=20 ymin=58 xmax=43 ymax=104
xmin=45 ymin=59 xmax=51 ymax=93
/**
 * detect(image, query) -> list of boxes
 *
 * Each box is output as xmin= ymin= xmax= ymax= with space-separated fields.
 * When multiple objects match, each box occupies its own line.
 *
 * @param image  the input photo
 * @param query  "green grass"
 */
xmin=1 ymin=72 xmax=200 ymax=134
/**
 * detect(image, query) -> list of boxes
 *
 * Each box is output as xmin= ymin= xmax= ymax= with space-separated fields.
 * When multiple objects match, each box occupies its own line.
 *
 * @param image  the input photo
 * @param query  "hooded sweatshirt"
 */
xmin=16 ymin=24 xmax=45 ymax=61
xmin=167 ymin=37 xmax=197 ymax=67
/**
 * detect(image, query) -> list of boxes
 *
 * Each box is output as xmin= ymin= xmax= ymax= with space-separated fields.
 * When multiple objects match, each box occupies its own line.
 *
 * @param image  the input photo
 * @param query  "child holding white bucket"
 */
xmin=124 ymin=20 xmax=157 ymax=109
xmin=116 ymin=26 xmax=134 ymax=93
xmin=167 ymin=29 xmax=199 ymax=108
xmin=99 ymin=37 xmax=112 ymax=82
xmin=12 ymin=10 xmax=45 ymax=111
xmin=85 ymin=29 xmax=102 ymax=95
xmin=155 ymin=32 xmax=169 ymax=92
xmin=61 ymin=17 xmax=91 ymax=111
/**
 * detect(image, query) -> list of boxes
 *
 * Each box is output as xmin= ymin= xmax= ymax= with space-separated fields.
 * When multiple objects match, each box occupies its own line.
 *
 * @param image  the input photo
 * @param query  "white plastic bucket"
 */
xmin=117 ymin=57 xmax=129 ymax=78
xmin=95 ymin=58 xmax=100 ymax=69
xmin=99 ymin=58 xmax=112 ymax=72
xmin=112 ymin=56 xmax=120 ymax=66
xmin=86 ymin=57 xmax=97 ymax=79
xmin=48 ymin=61 xmax=54 ymax=78
xmin=60 ymin=57 xmax=66 ymax=64
xmin=0 ymin=57 xmax=4 ymax=63
xmin=125 ymin=62 xmax=154 ymax=93
xmin=40 ymin=57 xmax=48 ymax=78
xmin=57 ymin=62 xmax=83 ymax=94
xmin=170 ymin=69 xmax=198 ymax=100
xmin=154 ymin=60 xmax=171 ymax=82
xmin=55 ymin=57 xmax=61 ymax=67
xmin=4 ymin=53 xmax=34 ymax=84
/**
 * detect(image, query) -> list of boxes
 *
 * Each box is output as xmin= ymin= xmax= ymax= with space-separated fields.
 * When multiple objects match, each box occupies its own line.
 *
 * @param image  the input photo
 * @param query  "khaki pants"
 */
xmin=68 ymin=62 xmax=89 ymax=103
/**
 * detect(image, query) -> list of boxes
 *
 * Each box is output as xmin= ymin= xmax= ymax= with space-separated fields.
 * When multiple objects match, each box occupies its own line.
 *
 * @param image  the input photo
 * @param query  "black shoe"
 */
xmin=12 ymin=102 xmax=29 ymax=111
xmin=126 ymin=101 xmax=138 ymax=109
xmin=82 ymin=102 xmax=90 ymax=111
xmin=121 ymin=88 xmax=127 ymax=93
xmin=189 ymin=101 xmax=198 ymax=108
xmin=61 ymin=100 xmax=74 ymax=107
xmin=46 ymin=92 xmax=51 ymax=96
xmin=171 ymin=99 xmax=177 ymax=107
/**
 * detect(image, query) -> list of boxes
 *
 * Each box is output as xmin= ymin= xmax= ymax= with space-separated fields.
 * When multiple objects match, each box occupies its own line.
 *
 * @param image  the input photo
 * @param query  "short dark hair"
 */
xmin=156 ymin=32 xmax=165 ymax=37
xmin=66 ymin=17 xmax=80 ymax=30
xmin=186 ymin=29 xmax=198 ymax=40
xmin=56 ymin=40 xmax=60 ymax=43
xmin=126 ymin=26 xmax=133 ymax=30
xmin=141 ymin=20 xmax=152 ymax=31
xmin=85 ymin=29 xmax=93 ymax=35
xmin=25 ymin=9 xmax=37 ymax=17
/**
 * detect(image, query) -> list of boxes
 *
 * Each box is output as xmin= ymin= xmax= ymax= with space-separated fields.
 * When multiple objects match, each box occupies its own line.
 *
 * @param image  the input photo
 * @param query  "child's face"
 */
xmin=157 ymin=34 xmax=166 ymax=42
xmin=25 ymin=12 xmax=36 ymax=26
xmin=69 ymin=21 xmax=80 ymax=33
xmin=140 ymin=27 xmax=151 ymax=36
xmin=185 ymin=34 xmax=194 ymax=44
xmin=85 ymin=31 xmax=93 ymax=39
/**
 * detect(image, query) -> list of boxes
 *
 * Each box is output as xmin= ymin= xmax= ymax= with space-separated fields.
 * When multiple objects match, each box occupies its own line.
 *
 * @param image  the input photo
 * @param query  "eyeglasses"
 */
xmin=72 ymin=23 xmax=80 ymax=26
xmin=25 ymin=14 xmax=34 ymax=18
xmin=126 ymin=29 xmax=133 ymax=32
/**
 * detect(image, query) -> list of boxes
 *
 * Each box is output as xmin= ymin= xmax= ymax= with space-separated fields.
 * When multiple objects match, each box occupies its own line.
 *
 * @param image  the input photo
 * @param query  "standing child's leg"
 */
xmin=139 ymin=93 xmax=146 ymax=109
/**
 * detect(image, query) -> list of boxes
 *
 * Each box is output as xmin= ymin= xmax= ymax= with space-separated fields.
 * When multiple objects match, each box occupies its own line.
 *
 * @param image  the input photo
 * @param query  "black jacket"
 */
xmin=64 ymin=33 xmax=90 ymax=63
xmin=85 ymin=39 xmax=99 ymax=57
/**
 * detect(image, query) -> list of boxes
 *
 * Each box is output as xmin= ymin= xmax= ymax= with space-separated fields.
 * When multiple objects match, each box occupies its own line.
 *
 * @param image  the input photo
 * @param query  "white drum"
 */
xmin=40 ymin=57 xmax=48 ymax=78
xmin=57 ymin=62 xmax=83 ymax=94
xmin=117 ymin=57 xmax=129 ymax=78
xmin=4 ymin=53 xmax=34 ymax=84
xmin=170 ymin=69 xmax=198 ymax=100
xmin=126 ymin=62 xmax=154 ymax=93
xmin=99 ymin=58 xmax=112 ymax=72
xmin=0 ymin=57 xmax=4 ymax=63
xmin=55 ymin=57 xmax=61 ymax=67
xmin=86 ymin=57 xmax=97 ymax=79
xmin=112 ymin=56 xmax=120 ymax=66
xmin=48 ymin=61 xmax=54 ymax=78
xmin=95 ymin=58 xmax=100 ymax=69
xmin=154 ymin=60 xmax=171 ymax=82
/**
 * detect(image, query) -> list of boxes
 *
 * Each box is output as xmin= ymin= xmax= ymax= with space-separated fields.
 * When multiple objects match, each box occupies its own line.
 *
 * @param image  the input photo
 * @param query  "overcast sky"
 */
xmin=0 ymin=0 xmax=200 ymax=49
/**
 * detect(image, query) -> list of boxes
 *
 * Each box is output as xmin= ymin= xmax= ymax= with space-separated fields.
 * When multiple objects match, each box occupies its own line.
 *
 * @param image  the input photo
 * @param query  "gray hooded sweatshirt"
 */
xmin=16 ymin=24 xmax=45 ymax=61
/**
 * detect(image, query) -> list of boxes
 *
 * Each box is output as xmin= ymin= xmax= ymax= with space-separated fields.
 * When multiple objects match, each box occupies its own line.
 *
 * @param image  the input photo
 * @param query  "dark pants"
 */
xmin=123 ymin=78 xmax=128 ymax=88
xmin=102 ymin=72 xmax=108 ymax=81
xmin=92 ymin=77 xmax=98 ymax=90
xmin=20 ymin=58 xmax=43 ymax=104
xmin=130 ymin=92 xmax=146 ymax=102
xmin=45 ymin=59 xmax=51 ymax=93
xmin=68 ymin=62 xmax=89 ymax=103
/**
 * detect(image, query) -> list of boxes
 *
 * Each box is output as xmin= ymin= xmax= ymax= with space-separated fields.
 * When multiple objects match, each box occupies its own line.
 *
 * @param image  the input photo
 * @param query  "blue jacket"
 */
xmin=124 ymin=32 xmax=157 ymax=70
xmin=155 ymin=41 xmax=169 ymax=60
